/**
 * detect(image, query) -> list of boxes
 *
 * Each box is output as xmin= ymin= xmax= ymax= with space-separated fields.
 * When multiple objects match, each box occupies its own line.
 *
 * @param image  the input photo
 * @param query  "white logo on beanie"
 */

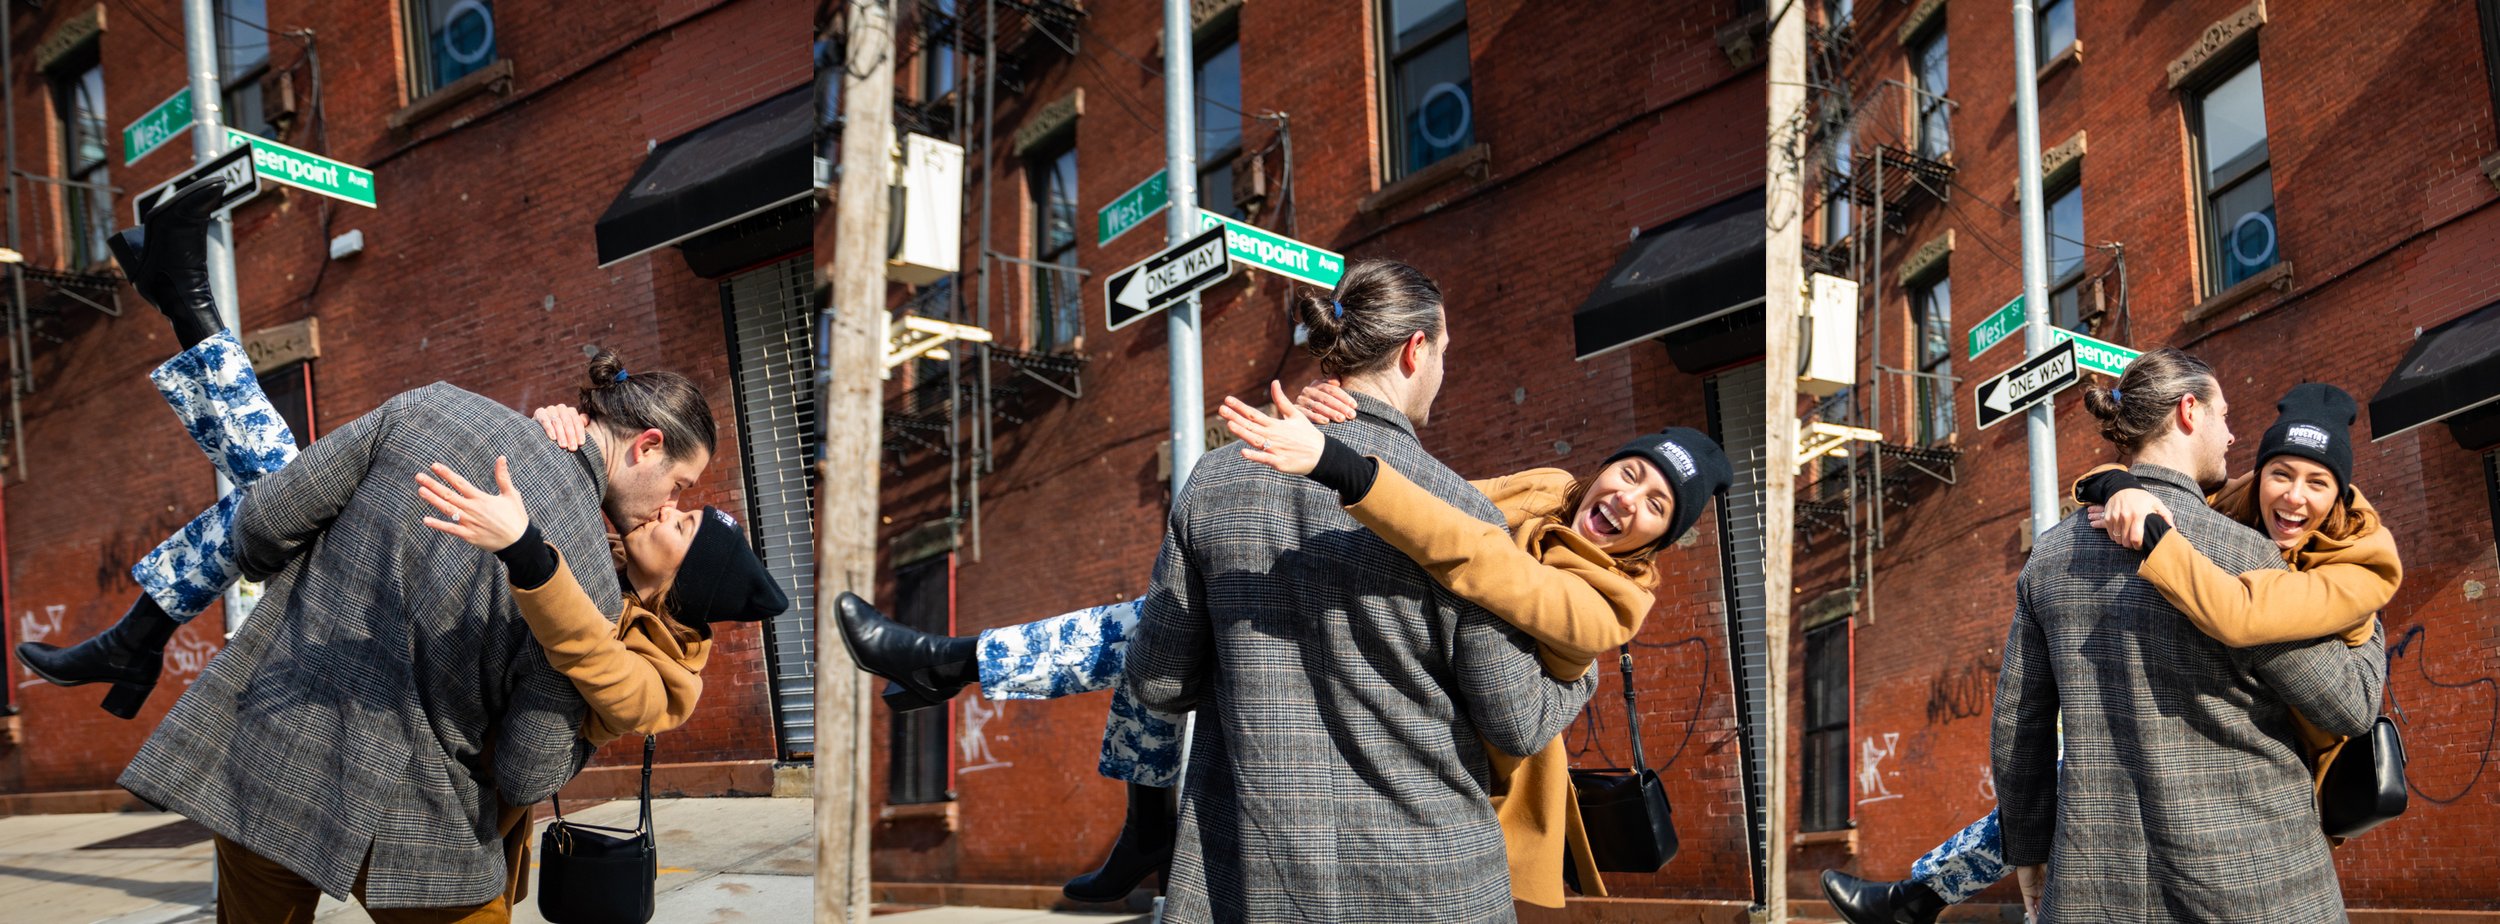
xmin=2286 ymin=424 xmax=2332 ymax=452
xmin=1658 ymin=440 xmax=1699 ymax=482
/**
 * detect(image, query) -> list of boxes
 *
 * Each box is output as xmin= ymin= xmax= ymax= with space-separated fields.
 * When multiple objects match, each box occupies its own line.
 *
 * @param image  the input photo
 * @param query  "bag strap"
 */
xmin=546 ymin=735 xmax=660 ymax=833
xmin=1618 ymin=644 xmax=1649 ymax=774
xmin=638 ymin=735 xmax=657 ymax=834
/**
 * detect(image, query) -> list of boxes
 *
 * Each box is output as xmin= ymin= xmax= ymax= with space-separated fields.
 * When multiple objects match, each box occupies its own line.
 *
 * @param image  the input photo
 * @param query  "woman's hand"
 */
xmin=533 ymin=404 xmax=590 ymax=451
xmin=2016 ymin=864 xmax=2046 ymax=920
xmin=417 ymin=457 xmax=533 ymax=551
xmin=1295 ymin=378 xmax=1358 ymax=424
xmin=1220 ymin=381 xmax=1326 ymax=476
xmin=2085 ymin=486 xmax=2173 ymax=549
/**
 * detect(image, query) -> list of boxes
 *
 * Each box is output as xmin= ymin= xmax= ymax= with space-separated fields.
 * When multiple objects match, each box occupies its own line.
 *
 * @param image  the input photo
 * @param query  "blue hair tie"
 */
xmin=614 ymin=369 xmax=630 ymax=383
xmin=2110 ymin=387 xmax=2123 ymax=401
xmin=1331 ymin=299 xmax=1344 ymax=319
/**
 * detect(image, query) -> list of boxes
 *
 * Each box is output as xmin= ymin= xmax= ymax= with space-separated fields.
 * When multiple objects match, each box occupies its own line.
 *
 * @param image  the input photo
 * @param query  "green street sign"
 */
xmin=1968 ymin=295 xmax=2025 ymax=360
xmin=1198 ymin=212 xmax=1344 ymax=289
xmin=123 ymin=89 xmax=192 ymax=166
xmin=2050 ymin=329 xmax=2142 ymax=378
xmin=230 ymin=129 xmax=375 ymax=208
xmin=1097 ymin=169 xmax=1168 ymax=246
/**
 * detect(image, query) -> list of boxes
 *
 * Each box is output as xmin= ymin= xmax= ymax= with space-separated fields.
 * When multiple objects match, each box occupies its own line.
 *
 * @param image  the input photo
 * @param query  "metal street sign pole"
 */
xmin=1163 ymin=0 xmax=1203 ymax=494
xmin=1161 ymin=7 xmax=1202 ymax=922
xmin=179 ymin=0 xmax=249 ymax=632
xmin=2011 ymin=0 xmax=2060 ymax=537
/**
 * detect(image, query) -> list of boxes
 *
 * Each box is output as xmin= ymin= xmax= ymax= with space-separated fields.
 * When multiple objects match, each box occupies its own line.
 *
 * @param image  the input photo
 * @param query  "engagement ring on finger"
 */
xmin=449 ymin=510 xmax=462 ymax=524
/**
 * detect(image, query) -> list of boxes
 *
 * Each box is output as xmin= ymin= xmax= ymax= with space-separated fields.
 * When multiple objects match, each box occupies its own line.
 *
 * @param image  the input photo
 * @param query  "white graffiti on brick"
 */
xmin=958 ymin=694 xmax=1012 ymax=774
xmin=1858 ymin=732 xmax=1905 ymax=805
xmin=15 ymin=606 xmax=64 ymax=689
xmin=165 ymin=631 xmax=217 ymax=686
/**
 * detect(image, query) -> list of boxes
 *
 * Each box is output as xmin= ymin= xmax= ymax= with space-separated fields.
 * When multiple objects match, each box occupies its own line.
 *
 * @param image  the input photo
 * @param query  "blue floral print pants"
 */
xmin=974 ymin=597 xmax=1185 ymax=788
xmin=1910 ymin=807 xmax=2007 ymax=903
xmin=129 ymin=330 xmax=299 ymax=622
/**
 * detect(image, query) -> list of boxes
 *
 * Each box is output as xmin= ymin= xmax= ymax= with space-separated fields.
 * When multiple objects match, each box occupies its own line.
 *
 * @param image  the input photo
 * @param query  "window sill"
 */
xmin=2186 ymin=261 xmax=2294 ymax=324
xmin=1793 ymin=827 xmax=1857 ymax=852
xmin=1360 ymin=143 xmax=1490 ymax=216
xmin=879 ymin=799 xmax=957 ymax=832
xmin=388 ymin=59 xmax=515 ymax=132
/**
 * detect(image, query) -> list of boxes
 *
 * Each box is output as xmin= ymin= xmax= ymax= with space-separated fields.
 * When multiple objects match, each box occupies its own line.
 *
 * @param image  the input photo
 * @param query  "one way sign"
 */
xmin=1104 ymin=225 xmax=1233 ymax=331
xmin=1973 ymin=338 xmax=2079 ymax=430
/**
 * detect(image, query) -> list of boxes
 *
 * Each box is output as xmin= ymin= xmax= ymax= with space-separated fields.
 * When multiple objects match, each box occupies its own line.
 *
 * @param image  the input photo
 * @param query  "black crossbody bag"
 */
xmin=538 ymin=736 xmax=658 ymax=923
xmin=1567 ymin=645 xmax=1680 ymax=873
xmin=2319 ymin=714 xmax=2408 ymax=839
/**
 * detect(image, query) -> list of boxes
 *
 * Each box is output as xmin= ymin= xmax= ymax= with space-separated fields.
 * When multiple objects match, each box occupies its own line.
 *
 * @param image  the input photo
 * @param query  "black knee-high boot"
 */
xmin=1063 ymin=783 xmax=1177 ymax=903
xmin=16 ymin=595 xmax=178 ymax=719
xmin=832 ymin=592 xmax=976 ymax=712
xmin=108 ymin=177 xmax=227 ymax=350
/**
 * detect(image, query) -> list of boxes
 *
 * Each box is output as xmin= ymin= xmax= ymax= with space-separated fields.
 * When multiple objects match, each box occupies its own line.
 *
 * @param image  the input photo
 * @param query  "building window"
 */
xmin=1911 ymin=29 xmax=1949 ymax=159
xmin=1823 ymin=133 xmax=1853 ymax=246
xmin=1196 ymin=36 xmax=1245 ymax=219
xmin=1913 ymin=277 xmax=1953 ymax=444
xmin=2192 ymin=59 xmax=2277 ymax=294
xmin=888 ymin=555 xmax=952 ymax=805
xmin=217 ymin=0 xmax=273 ymax=137
xmin=260 ymin=360 xmax=317 ymax=448
xmin=51 ymin=53 xmax=110 ymax=270
xmin=920 ymin=0 xmax=957 ymax=103
xmin=404 ymin=0 xmax=497 ymax=98
xmin=2048 ymin=181 xmax=2086 ymax=330
xmin=1027 ymin=144 xmax=1081 ymax=352
xmin=1380 ymin=0 xmax=1472 ymax=181
xmin=1802 ymin=620 xmax=1851 ymax=832
xmin=1824 ymin=0 xmax=1853 ymax=28
xmin=2036 ymin=0 xmax=2075 ymax=62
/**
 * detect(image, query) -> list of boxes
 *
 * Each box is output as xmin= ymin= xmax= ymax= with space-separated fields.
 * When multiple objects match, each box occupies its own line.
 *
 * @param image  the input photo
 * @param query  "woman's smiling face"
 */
xmin=1570 ymin=458 xmax=1675 ymax=556
xmin=2255 ymin=456 xmax=2338 ymax=550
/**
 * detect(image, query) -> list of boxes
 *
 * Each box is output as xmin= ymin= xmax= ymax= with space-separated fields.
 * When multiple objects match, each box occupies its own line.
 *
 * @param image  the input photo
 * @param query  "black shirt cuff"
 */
xmin=1306 ymin=435 xmax=1380 ymax=504
xmin=2075 ymin=468 xmax=2145 ymax=506
xmin=494 ymin=522 xmax=559 ymax=590
xmin=2140 ymin=514 xmax=2173 ymax=552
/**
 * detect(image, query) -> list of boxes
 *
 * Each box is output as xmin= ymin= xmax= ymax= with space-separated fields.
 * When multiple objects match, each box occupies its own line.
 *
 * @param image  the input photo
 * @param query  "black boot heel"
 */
xmin=101 ymin=680 xmax=154 ymax=720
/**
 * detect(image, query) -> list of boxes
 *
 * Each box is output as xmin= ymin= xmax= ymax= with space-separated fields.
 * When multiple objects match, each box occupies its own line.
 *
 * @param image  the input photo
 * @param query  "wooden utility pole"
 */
xmin=1758 ymin=0 xmax=1807 ymax=919
xmin=816 ymin=0 xmax=892 ymax=920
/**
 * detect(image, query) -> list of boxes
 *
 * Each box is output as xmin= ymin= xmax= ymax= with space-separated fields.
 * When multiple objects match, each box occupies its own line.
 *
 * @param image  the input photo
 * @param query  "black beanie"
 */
xmin=667 ymin=507 xmax=791 ymax=637
xmin=2256 ymin=383 xmax=2357 ymax=498
xmin=1601 ymin=426 xmax=1734 ymax=553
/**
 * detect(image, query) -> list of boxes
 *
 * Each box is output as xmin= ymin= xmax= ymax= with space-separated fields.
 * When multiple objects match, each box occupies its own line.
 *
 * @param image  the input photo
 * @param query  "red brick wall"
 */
xmin=1801 ymin=0 xmax=2500 ymax=910
xmin=867 ymin=0 xmax=1772 ymax=900
xmin=0 ymin=0 xmax=808 ymax=796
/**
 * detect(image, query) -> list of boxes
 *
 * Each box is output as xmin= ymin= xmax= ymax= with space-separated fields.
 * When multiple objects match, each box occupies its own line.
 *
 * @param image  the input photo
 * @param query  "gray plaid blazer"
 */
xmin=1992 ymin=464 xmax=2385 ymax=922
xmin=1124 ymin=392 xmax=1599 ymax=924
xmin=121 ymin=384 xmax=616 ymax=909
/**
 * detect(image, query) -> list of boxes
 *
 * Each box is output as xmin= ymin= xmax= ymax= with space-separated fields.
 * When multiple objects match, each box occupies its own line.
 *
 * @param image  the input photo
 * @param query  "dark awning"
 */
xmin=2368 ymin=299 xmax=2500 ymax=442
xmin=595 ymin=85 xmax=813 ymax=268
xmin=1573 ymin=188 xmax=1766 ymax=361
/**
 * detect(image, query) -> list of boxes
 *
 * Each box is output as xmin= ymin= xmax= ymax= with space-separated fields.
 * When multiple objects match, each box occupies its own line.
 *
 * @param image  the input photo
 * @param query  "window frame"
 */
xmin=2046 ymin=179 xmax=2087 ymax=331
xmin=401 ymin=0 xmax=499 ymax=100
xmin=1195 ymin=31 xmax=1246 ymax=220
xmin=1910 ymin=28 xmax=1950 ymax=160
xmin=1822 ymin=132 xmax=1853 ymax=247
xmin=1377 ymin=0 xmax=1473 ymax=183
xmin=1911 ymin=276 xmax=1954 ymax=445
xmin=49 ymin=49 xmax=111 ymax=271
xmin=1801 ymin=619 xmax=1853 ymax=833
xmin=1025 ymin=141 xmax=1082 ymax=353
xmin=2186 ymin=55 xmax=2278 ymax=297
xmin=216 ymin=0 xmax=275 ymax=137
xmin=887 ymin=553 xmax=954 ymax=806
xmin=2035 ymin=0 xmax=2076 ymax=63
xmin=919 ymin=0 xmax=958 ymax=104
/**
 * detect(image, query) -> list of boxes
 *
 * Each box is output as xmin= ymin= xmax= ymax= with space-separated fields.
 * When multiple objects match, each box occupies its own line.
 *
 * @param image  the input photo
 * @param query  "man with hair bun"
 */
xmin=1987 ymin=348 xmax=2384 ymax=922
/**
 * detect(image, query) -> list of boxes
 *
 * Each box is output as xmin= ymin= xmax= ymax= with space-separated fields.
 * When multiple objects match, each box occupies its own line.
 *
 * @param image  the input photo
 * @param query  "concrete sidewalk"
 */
xmin=0 ymin=797 xmax=812 ymax=923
